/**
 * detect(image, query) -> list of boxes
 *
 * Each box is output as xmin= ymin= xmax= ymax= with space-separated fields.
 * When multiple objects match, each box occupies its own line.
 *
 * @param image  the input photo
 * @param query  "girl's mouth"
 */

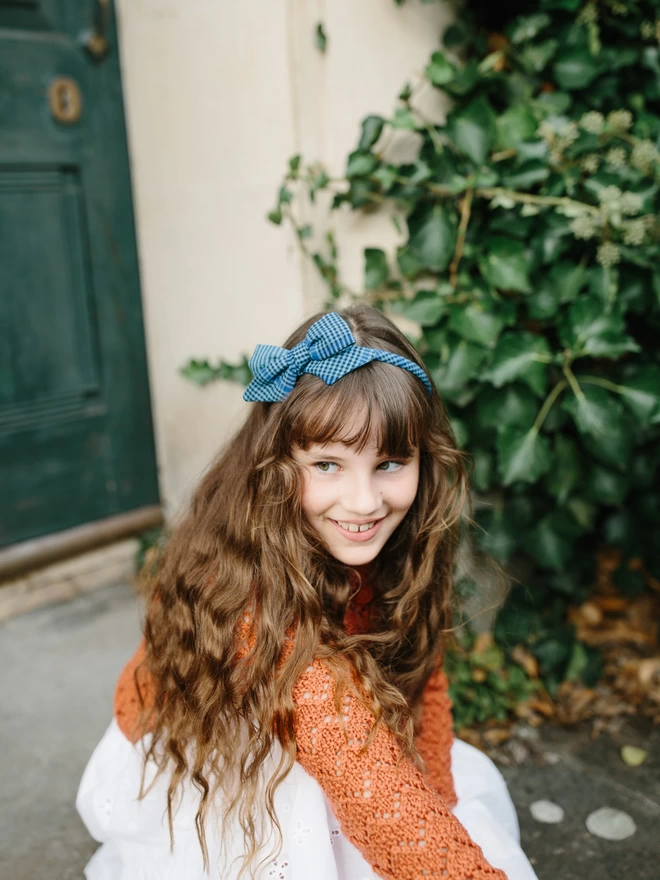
xmin=328 ymin=517 xmax=385 ymax=542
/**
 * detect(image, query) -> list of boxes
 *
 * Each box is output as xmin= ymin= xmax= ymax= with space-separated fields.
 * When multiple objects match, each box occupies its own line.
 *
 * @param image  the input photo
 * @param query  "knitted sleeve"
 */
xmin=292 ymin=657 xmax=505 ymax=880
xmin=113 ymin=638 xmax=154 ymax=743
xmin=415 ymin=667 xmax=457 ymax=807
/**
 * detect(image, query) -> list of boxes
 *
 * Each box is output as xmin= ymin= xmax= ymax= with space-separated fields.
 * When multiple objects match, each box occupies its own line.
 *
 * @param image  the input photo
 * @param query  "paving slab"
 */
xmin=0 ymin=582 xmax=657 ymax=880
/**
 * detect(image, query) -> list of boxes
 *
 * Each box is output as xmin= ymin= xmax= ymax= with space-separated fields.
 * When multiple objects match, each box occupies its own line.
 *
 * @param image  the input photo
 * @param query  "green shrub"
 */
xmin=266 ymin=0 xmax=660 ymax=694
xmin=186 ymin=0 xmax=660 ymax=706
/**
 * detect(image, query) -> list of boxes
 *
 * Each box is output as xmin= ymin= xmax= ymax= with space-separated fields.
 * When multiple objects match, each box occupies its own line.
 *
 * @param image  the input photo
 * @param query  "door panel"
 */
xmin=0 ymin=1 xmax=160 ymax=548
xmin=0 ymin=168 xmax=100 ymax=405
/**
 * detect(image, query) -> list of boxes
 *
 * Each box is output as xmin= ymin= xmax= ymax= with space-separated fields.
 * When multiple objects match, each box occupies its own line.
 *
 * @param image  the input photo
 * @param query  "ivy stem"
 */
xmin=563 ymin=363 xmax=584 ymax=399
xmin=413 ymin=107 xmax=445 ymax=156
xmin=578 ymin=375 xmax=626 ymax=394
xmin=449 ymin=188 xmax=474 ymax=287
xmin=532 ymin=379 xmax=568 ymax=433
xmin=476 ymin=187 xmax=601 ymax=215
xmin=387 ymin=178 xmax=601 ymax=216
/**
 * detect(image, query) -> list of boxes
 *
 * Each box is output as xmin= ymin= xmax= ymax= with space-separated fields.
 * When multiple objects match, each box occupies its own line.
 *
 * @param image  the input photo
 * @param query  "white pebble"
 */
xmin=530 ymin=800 xmax=565 ymax=824
xmin=586 ymin=807 xmax=637 ymax=840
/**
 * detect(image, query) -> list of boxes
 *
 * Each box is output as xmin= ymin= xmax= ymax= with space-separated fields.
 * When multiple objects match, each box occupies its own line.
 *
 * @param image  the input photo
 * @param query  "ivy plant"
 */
xmin=185 ymin=0 xmax=660 ymax=704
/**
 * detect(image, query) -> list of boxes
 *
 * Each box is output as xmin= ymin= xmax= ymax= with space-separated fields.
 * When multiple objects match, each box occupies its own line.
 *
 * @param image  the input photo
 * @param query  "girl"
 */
xmin=77 ymin=306 xmax=538 ymax=880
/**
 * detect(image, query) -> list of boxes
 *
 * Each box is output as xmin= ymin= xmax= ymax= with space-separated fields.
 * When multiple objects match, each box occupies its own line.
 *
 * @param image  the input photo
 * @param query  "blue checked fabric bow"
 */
xmin=243 ymin=312 xmax=432 ymax=402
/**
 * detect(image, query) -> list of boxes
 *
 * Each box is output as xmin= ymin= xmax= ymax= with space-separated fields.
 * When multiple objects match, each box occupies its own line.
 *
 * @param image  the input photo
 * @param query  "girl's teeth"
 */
xmin=337 ymin=521 xmax=375 ymax=532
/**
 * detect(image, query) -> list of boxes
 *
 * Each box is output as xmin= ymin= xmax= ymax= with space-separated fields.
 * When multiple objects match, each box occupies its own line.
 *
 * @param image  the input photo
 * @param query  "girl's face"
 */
xmin=292 ymin=436 xmax=420 ymax=566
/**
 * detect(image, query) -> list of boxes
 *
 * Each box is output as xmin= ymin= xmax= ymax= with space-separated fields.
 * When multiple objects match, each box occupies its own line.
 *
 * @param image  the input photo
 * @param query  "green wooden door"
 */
xmin=0 ymin=0 xmax=160 ymax=549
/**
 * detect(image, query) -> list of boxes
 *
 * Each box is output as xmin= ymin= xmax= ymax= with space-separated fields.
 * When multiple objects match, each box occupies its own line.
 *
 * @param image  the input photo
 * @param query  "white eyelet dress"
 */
xmin=77 ymin=718 xmax=539 ymax=880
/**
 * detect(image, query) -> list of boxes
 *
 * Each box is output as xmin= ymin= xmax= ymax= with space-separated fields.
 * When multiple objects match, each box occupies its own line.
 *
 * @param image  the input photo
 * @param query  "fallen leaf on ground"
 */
xmin=586 ymin=807 xmax=637 ymax=841
xmin=620 ymin=745 xmax=648 ymax=767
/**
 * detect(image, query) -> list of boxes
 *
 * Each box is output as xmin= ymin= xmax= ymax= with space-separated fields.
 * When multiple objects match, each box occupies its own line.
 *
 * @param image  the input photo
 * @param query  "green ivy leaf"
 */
xmin=372 ymin=164 xmax=398 ymax=191
xmin=617 ymin=366 xmax=660 ymax=426
xmin=450 ymin=416 xmax=469 ymax=447
xmin=267 ymin=208 xmax=283 ymax=226
xmin=509 ymin=12 xmax=551 ymax=44
xmin=472 ymin=448 xmax=493 ymax=492
xmin=561 ymin=297 xmax=639 ymax=360
xmin=364 ymin=248 xmax=388 ymax=290
xmin=394 ymin=290 xmax=445 ymax=325
xmin=406 ymin=203 xmax=457 ymax=273
xmin=180 ymin=356 xmax=251 ymax=387
xmin=520 ymin=39 xmax=559 ymax=73
xmin=495 ymin=106 xmax=538 ymax=150
xmin=346 ymin=150 xmax=378 ymax=178
xmin=497 ymin=427 xmax=552 ymax=485
xmin=527 ymin=284 xmax=560 ymax=320
xmin=562 ymin=385 xmax=619 ymax=439
xmin=309 ymin=168 xmax=330 ymax=201
xmin=447 ymin=95 xmax=496 ymax=166
xmin=432 ymin=339 xmax=488 ymax=392
xmin=426 ymin=50 xmax=457 ymax=86
xmin=477 ymin=384 xmax=538 ymax=431
xmin=479 ymin=237 xmax=532 ymax=293
xmin=315 ymin=22 xmax=327 ymax=53
xmin=546 ymin=436 xmax=583 ymax=505
xmin=445 ymin=60 xmax=481 ymax=97
xmin=443 ymin=21 xmax=470 ymax=49
xmin=586 ymin=463 xmax=628 ymax=506
xmin=396 ymin=245 xmax=422 ymax=279
xmin=358 ymin=115 xmax=385 ymax=151
xmin=448 ymin=304 xmax=507 ymax=348
xmin=476 ymin=507 xmax=519 ymax=562
xmin=288 ymin=154 xmax=301 ymax=174
xmin=551 ymin=261 xmax=587 ymax=303
xmin=553 ymin=48 xmax=601 ymax=90
xmin=484 ymin=333 xmax=552 ymax=396
xmin=526 ymin=509 xmax=581 ymax=571
xmin=580 ymin=405 xmax=632 ymax=470
xmin=566 ymin=498 xmax=597 ymax=532
xmin=390 ymin=107 xmax=418 ymax=130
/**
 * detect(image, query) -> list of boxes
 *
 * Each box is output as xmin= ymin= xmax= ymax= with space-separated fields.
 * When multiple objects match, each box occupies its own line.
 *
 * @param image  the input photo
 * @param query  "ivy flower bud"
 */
xmin=570 ymin=215 xmax=600 ymax=240
xmin=596 ymin=242 xmax=621 ymax=268
xmin=640 ymin=21 xmax=654 ymax=40
xmin=560 ymin=121 xmax=579 ymax=145
xmin=620 ymin=192 xmax=643 ymax=215
xmin=580 ymin=111 xmax=604 ymax=134
xmin=580 ymin=154 xmax=600 ymax=174
xmin=537 ymin=121 xmax=556 ymax=142
xmin=623 ymin=219 xmax=647 ymax=246
xmin=631 ymin=140 xmax=659 ymax=173
xmin=598 ymin=185 xmax=622 ymax=207
xmin=578 ymin=3 xmax=598 ymax=24
xmin=605 ymin=147 xmax=626 ymax=168
xmin=606 ymin=110 xmax=633 ymax=132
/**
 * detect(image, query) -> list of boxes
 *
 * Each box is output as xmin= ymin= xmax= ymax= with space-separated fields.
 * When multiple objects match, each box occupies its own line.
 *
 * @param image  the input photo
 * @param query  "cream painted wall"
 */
xmin=116 ymin=0 xmax=452 ymax=515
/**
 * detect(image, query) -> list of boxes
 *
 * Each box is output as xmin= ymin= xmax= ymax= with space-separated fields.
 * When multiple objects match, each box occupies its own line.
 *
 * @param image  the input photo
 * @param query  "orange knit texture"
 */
xmin=113 ymin=580 xmax=506 ymax=879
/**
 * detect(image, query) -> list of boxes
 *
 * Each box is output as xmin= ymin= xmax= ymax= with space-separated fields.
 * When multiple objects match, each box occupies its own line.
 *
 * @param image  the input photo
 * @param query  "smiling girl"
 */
xmin=77 ymin=306 xmax=537 ymax=880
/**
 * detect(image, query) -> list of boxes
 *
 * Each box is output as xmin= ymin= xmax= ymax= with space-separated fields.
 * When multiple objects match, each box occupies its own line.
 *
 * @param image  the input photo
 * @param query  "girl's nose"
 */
xmin=342 ymin=475 xmax=381 ymax=516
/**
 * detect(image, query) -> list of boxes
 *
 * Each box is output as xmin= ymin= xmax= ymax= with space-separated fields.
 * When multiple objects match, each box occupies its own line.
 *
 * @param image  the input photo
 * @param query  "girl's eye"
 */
xmin=378 ymin=460 xmax=404 ymax=472
xmin=314 ymin=461 xmax=339 ymax=474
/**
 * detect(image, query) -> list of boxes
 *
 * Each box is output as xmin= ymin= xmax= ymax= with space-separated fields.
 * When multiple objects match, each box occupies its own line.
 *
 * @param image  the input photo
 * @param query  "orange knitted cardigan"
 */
xmin=114 ymin=579 xmax=505 ymax=880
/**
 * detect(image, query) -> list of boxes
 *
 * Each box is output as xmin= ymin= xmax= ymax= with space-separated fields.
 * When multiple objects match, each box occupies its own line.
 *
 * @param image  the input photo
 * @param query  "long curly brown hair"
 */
xmin=136 ymin=304 xmax=468 ymax=877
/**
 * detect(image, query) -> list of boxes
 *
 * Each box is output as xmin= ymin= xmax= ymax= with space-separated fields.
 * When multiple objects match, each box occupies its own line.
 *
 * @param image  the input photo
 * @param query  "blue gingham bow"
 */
xmin=243 ymin=312 xmax=432 ymax=402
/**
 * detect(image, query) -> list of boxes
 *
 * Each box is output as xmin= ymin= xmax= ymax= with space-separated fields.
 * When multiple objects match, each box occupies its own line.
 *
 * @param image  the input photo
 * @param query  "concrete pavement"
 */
xmin=0 ymin=581 xmax=657 ymax=880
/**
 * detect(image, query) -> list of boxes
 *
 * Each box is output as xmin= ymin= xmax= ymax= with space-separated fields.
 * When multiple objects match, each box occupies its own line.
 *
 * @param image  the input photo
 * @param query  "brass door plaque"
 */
xmin=48 ymin=77 xmax=83 ymax=124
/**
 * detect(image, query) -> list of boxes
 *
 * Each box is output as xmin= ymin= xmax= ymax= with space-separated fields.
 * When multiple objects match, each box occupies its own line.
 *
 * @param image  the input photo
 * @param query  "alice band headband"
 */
xmin=243 ymin=312 xmax=433 ymax=403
